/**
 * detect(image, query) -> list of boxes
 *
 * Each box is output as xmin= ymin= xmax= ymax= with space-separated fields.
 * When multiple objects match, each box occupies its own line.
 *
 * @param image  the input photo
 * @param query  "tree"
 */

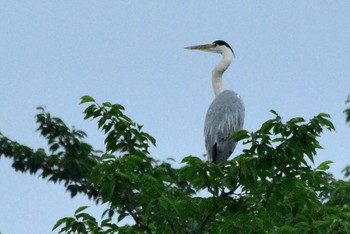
xmin=1 ymin=95 xmax=350 ymax=233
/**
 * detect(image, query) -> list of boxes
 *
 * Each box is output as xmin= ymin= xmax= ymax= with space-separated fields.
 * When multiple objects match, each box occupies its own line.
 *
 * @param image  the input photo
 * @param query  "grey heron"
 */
xmin=185 ymin=40 xmax=245 ymax=163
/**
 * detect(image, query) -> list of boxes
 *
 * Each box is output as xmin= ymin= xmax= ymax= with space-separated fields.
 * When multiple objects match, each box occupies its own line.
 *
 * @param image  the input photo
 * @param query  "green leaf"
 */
xmin=144 ymin=132 xmax=156 ymax=146
xmin=80 ymin=95 xmax=95 ymax=104
xmin=314 ymin=113 xmax=335 ymax=131
xmin=260 ymin=120 xmax=275 ymax=133
xmin=271 ymin=137 xmax=284 ymax=142
xmin=118 ymin=212 xmax=128 ymax=222
xmin=317 ymin=113 xmax=331 ymax=118
xmin=102 ymin=102 xmax=112 ymax=107
xmin=83 ymin=104 xmax=98 ymax=120
xmin=52 ymin=218 xmax=68 ymax=231
xmin=270 ymin=109 xmax=279 ymax=116
xmin=101 ymin=154 xmax=116 ymax=161
xmin=317 ymin=160 xmax=333 ymax=171
xmin=75 ymin=206 xmax=89 ymax=215
xmin=232 ymin=130 xmax=250 ymax=141
xmin=287 ymin=117 xmax=305 ymax=124
xmin=344 ymin=108 xmax=350 ymax=124
xmin=181 ymin=156 xmax=202 ymax=165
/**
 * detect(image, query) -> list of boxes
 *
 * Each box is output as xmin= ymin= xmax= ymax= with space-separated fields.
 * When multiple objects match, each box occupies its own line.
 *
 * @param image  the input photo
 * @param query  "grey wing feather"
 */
xmin=204 ymin=90 xmax=245 ymax=163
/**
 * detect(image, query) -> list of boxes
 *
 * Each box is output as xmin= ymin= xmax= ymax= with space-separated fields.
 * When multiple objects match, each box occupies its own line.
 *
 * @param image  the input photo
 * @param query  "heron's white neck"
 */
xmin=212 ymin=50 xmax=233 ymax=96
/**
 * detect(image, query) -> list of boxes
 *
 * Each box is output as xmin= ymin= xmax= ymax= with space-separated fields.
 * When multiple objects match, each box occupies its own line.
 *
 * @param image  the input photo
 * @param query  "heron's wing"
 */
xmin=204 ymin=90 xmax=244 ymax=163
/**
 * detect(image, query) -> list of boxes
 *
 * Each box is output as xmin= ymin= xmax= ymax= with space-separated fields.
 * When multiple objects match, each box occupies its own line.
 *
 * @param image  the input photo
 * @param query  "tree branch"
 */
xmin=122 ymin=197 xmax=153 ymax=234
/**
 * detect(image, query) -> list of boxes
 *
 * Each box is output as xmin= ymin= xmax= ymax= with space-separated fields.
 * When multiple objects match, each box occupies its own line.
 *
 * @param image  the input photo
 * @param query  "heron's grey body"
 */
xmin=204 ymin=90 xmax=244 ymax=163
xmin=185 ymin=40 xmax=245 ymax=163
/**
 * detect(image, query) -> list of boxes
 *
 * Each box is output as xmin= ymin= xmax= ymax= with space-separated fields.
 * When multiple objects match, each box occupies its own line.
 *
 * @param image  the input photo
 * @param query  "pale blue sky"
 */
xmin=1 ymin=1 xmax=350 ymax=233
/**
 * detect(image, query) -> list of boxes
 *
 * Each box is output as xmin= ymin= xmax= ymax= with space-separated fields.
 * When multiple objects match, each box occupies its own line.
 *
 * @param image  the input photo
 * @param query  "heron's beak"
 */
xmin=184 ymin=43 xmax=215 ymax=51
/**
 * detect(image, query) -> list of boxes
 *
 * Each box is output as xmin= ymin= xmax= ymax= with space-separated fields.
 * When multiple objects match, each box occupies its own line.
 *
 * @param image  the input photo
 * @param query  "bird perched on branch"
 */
xmin=185 ymin=40 xmax=245 ymax=163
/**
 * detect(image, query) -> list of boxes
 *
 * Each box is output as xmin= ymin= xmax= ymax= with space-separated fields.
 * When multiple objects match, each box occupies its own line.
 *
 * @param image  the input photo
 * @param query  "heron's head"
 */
xmin=185 ymin=40 xmax=234 ymax=57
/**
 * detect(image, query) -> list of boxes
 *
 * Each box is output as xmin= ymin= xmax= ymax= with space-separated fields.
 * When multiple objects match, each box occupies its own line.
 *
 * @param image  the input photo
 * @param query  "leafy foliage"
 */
xmin=0 ymin=107 xmax=100 ymax=200
xmin=1 ymin=96 xmax=350 ymax=233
